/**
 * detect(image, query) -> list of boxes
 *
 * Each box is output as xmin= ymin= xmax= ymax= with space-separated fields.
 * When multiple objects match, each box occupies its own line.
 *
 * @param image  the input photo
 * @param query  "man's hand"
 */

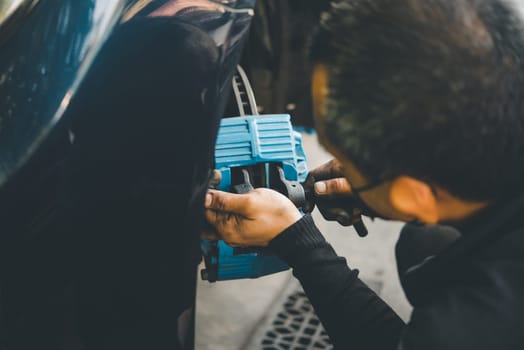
xmin=204 ymin=188 xmax=302 ymax=247
xmin=305 ymin=159 xmax=363 ymax=227
xmin=308 ymin=159 xmax=351 ymax=196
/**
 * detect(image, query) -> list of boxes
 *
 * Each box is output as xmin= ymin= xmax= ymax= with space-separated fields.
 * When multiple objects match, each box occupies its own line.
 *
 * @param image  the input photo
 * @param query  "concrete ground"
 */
xmin=195 ymin=133 xmax=413 ymax=350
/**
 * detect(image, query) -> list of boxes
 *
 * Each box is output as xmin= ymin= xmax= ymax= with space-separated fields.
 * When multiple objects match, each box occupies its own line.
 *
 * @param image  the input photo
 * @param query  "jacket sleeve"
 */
xmin=269 ymin=214 xmax=405 ymax=350
xmin=270 ymin=215 xmax=524 ymax=350
xmin=399 ymin=259 xmax=524 ymax=350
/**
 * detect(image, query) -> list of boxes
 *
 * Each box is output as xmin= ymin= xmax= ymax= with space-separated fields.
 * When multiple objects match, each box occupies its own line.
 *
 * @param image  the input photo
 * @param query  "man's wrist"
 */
xmin=269 ymin=214 xmax=327 ymax=262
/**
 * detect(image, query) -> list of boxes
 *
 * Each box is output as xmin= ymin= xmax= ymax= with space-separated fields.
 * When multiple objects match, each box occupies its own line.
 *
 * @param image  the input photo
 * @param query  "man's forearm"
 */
xmin=270 ymin=215 xmax=405 ymax=350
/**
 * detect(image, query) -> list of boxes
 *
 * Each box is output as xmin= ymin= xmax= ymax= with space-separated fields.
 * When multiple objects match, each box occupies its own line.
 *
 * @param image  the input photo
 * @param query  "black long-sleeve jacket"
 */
xmin=269 ymin=193 xmax=524 ymax=349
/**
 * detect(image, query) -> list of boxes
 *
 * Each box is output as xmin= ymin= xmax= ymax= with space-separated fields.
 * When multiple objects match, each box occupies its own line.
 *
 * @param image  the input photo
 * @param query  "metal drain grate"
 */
xmin=260 ymin=290 xmax=332 ymax=350
xmin=246 ymin=277 xmax=384 ymax=350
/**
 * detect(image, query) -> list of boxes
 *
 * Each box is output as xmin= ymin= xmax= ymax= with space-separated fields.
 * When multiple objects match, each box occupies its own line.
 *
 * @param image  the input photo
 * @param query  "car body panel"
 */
xmin=0 ymin=0 xmax=254 ymax=188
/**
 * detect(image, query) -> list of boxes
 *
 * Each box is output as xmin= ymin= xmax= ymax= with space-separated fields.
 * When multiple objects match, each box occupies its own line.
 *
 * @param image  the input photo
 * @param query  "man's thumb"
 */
xmin=314 ymin=178 xmax=352 ymax=196
xmin=205 ymin=189 xmax=249 ymax=213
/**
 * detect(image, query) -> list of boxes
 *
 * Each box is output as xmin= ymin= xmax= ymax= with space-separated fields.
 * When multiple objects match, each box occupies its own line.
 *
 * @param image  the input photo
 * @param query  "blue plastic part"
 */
xmin=215 ymin=114 xmax=308 ymax=190
xmin=293 ymin=126 xmax=316 ymax=134
xmin=202 ymin=114 xmax=308 ymax=281
xmin=200 ymin=240 xmax=290 ymax=280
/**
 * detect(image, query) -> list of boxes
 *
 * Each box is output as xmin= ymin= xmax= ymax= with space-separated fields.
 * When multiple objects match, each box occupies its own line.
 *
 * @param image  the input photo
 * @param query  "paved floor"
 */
xmin=195 ymin=133 xmax=412 ymax=350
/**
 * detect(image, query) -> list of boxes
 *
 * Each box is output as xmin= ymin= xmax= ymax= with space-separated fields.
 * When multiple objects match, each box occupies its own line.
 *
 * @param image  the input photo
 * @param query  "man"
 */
xmin=204 ymin=0 xmax=524 ymax=349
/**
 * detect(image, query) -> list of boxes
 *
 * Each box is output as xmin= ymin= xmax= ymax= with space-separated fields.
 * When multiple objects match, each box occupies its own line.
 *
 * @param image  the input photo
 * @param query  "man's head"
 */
xmin=310 ymin=0 xmax=524 ymax=223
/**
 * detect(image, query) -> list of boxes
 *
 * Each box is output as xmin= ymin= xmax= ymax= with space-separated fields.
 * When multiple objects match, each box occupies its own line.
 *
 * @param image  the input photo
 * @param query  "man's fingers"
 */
xmin=208 ymin=170 xmax=222 ymax=189
xmin=309 ymin=159 xmax=345 ymax=180
xmin=205 ymin=208 xmax=229 ymax=231
xmin=204 ymin=209 xmax=244 ymax=246
xmin=205 ymin=189 xmax=251 ymax=213
xmin=314 ymin=178 xmax=352 ymax=196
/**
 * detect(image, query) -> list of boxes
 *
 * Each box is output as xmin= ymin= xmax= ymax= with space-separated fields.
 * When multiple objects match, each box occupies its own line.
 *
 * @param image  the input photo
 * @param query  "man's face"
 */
xmin=311 ymin=64 xmax=491 ymax=224
xmin=320 ymin=144 xmax=420 ymax=223
xmin=311 ymin=64 xmax=423 ymax=223
xmin=313 ymin=114 xmax=490 ymax=225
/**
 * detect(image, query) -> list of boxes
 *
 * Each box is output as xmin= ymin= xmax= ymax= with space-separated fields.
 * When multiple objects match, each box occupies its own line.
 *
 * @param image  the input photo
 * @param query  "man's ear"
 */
xmin=389 ymin=176 xmax=439 ymax=223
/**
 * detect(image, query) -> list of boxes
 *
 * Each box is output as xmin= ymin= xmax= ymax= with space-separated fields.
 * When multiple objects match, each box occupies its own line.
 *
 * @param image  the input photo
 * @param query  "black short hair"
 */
xmin=311 ymin=0 xmax=524 ymax=201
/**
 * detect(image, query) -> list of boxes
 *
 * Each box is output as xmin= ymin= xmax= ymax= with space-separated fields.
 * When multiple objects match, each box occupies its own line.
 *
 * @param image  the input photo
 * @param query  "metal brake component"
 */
xmin=304 ymin=184 xmax=370 ymax=237
xmin=350 ymin=208 xmax=368 ymax=237
xmin=232 ymin=65 xmax=258 ymax=116
xmin=353 ymin=219 xmax=369 ymax=237
xmin=232 ymin=169 xmax=254 ymax=194
xmin=275 ymin=166 xmax=306 ymax=208
xmin=201 ymin=64 xmax=308 ymax=282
